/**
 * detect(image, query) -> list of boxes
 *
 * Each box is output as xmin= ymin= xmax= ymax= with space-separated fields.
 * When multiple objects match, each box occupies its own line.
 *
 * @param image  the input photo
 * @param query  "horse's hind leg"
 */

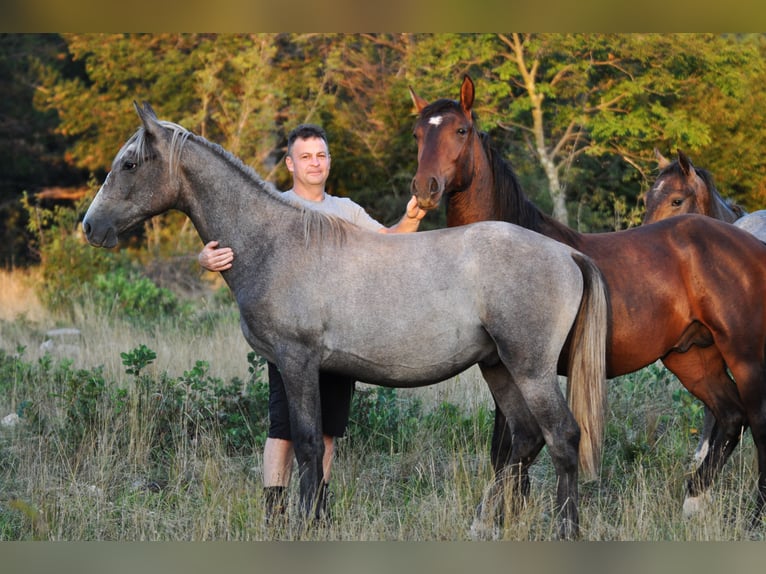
xmin=481 ymin=362 xmax=579 ymax=539
xmin=474 ymin=390 xmax=545 ymax=539
xmin=662 ymin=349 xmax=747 ymax=516
xmin=727 ymin=360 xmax=766 ymax=528
xmin=491 ymin=404 xmax=544 ymax=504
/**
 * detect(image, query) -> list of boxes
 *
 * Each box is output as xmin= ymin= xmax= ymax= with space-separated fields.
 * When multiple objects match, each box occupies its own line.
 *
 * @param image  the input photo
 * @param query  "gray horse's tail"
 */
xmin=567 ymin=253 xmax=608 ymax=482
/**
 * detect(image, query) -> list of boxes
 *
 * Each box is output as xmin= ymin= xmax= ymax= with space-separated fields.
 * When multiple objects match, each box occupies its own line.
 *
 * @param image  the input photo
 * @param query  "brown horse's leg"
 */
xmin=726 ymin=361 xmax=766 ymax=528
xmin=662 ymin=348 xmax=747 ymax=513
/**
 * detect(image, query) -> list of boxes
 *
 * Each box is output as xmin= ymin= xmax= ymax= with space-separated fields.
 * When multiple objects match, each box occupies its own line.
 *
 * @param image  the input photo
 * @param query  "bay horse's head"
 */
xmin=409 ymin=75 xmax=480 ymax=211
xmin=83 ymin=102 xmax=187 ymax=248
xmin=644 ymin=149 xmax=736 ymax=224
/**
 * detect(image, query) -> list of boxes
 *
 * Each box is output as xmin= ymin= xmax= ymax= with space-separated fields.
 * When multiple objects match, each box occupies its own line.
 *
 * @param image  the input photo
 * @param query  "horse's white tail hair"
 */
xmin=567 ymin=253 xmax=608 ymax=482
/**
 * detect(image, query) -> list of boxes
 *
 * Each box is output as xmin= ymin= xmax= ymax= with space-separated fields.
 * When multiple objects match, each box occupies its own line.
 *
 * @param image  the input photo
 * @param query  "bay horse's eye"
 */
xmin=123 ymin=161 xmax=137 ymax=171
xmin=457 ymin=128 xmax=467 ymax=135
xmin=671 ymin=198 xmax=683 ymax=207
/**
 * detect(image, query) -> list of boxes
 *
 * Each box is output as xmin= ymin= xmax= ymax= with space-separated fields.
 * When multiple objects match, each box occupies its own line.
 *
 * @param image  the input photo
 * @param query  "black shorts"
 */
xmin=267 ymin=362 xmax=355 ymax=440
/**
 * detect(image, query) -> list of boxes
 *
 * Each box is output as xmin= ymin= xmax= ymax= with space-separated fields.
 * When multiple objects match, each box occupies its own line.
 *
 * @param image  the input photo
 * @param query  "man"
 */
xmin=199 ymin=124 xmax=426 ymax=523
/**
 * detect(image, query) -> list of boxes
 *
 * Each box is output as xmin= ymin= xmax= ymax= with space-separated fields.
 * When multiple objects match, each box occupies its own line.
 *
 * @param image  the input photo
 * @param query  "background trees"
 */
xmin=3 ymin=33 xmax=766 ymax=266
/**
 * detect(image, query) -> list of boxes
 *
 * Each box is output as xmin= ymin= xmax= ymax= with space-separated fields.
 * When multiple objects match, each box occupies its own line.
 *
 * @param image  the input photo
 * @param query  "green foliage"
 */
xmin=21 ymin=191 xmax=203 ymax=326
xmin=422 ymin=401 xmax=493 ymax=451
xmin=348 ymin=387 xmax=423 ymax=453
xmin=0 ymin=345 xmax=270 ymax=483
xmin=89 ymin=268 xmax=192 ymax=324
xmin=22 ymin=190 xmax=127 ymax=313
xmin=120 ymin=344 xmax=157 ymax=377
xmin=58 ymin=363 xmax=115 ymax=446
xmin=605 ymin=362 xmax=704 ymax=469
xmin=120 ymin=346 xmax=270 ymax=456
xmin=5 ymin=32 xmax=766 ymax=259
xmin=348 ymin=387 xmax=493 ymax=455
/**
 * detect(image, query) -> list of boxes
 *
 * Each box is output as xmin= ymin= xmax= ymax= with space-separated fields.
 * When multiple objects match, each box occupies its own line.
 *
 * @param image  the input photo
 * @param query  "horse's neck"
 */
xmin=178 ymin=142 xmax=299 ymax=273
xmin=451 ymin=141 xmax=584 ymax=249
xmin=708 ymin=193 xmax=743 ymax=223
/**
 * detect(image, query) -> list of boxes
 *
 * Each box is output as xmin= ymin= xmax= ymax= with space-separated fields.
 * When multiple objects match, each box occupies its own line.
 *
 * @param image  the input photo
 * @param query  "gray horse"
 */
xmin=82 ymin=102 xmax=608 ymax=539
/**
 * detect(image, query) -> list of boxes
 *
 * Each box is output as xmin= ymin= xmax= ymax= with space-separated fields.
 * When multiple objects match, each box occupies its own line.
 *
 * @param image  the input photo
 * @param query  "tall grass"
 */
xmin=0 ymin=268 xmax=761 ymax=540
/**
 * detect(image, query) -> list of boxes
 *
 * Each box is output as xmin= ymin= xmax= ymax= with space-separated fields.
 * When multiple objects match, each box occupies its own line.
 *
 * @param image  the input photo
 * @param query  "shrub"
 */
xmin=88 ymin=268 xmax=192 ymax=324
xmin=348 ymin=386 xmax=423 ymax=453
xmin=121 ymin=346 xmax=269 ymax=457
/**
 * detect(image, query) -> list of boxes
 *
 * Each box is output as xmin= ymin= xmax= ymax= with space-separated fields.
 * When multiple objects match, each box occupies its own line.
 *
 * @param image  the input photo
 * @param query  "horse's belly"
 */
xmin=322 ymin=330 xmax=493 ymax=387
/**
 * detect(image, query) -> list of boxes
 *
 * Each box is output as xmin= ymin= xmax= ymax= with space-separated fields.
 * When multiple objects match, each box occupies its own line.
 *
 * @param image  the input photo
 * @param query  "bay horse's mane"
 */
xmin=123 ymin=120 xmax=350 ymax=245
xmin=657 ymin=157 xmax=747 ymax=218
xmin=476 ymin=129 xmax=581 ymax=244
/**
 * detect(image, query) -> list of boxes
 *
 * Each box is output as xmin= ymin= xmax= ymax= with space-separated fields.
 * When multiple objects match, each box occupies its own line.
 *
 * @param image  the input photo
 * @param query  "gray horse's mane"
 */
xmin=126 ymin=119 xmax=349 ymax=246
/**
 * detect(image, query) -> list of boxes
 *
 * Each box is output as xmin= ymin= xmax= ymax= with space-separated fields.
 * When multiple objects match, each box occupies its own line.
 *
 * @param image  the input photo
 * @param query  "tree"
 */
xmin=400 ymin=33 xmax=766 ymax=228
xmin=28 ymin=33 xmax=766 ymax=237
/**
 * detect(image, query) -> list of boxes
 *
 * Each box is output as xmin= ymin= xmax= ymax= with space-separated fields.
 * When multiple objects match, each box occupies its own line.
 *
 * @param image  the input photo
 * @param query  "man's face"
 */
xmin=285 ymin=137 xmax=331 ymax=188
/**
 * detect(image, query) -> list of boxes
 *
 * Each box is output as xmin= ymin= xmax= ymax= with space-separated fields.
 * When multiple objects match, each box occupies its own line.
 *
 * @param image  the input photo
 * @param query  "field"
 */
xmin=0 ymin=267 xmax=761 ymax=541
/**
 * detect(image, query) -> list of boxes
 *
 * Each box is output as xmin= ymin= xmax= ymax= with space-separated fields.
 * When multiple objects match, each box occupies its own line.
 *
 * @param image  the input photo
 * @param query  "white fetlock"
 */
xmin=683 ymin=491 xmax=713 ymax=519
xmin=469 ymin=482 xmax=503 ymax=540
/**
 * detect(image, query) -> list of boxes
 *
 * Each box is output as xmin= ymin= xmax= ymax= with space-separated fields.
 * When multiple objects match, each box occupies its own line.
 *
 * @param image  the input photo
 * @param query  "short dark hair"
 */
xmin=287 ymin=124 xmax=328 ymax=156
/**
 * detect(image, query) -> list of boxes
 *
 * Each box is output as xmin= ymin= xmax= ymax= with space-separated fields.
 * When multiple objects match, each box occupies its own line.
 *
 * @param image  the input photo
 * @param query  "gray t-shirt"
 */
xmin=282 ymin=189 xmax=384 ymax=232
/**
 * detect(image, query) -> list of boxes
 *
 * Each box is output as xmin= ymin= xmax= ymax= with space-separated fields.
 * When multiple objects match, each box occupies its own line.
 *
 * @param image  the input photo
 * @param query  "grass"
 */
xmin=0 ymin=268 xmax=762 ymax=541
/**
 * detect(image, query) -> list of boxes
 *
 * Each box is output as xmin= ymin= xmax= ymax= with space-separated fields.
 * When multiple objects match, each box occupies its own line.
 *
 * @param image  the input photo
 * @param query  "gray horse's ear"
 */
xmin=134 ymin=101 xmax=163 ymax=138
xmin=460 ymin=74 xmax=474 ymax=116
xmin=409 ymin=87 xmax=429 ymax=113
xmin=654 ymin=148 xmax=670 ymax=169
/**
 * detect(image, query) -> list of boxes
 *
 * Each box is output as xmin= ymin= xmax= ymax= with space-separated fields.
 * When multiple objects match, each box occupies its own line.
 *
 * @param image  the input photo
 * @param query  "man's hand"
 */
xmin=198 ymin=240 xmax=234 ymax=272
xmin=405 ymin=195 xmax=428 ymax=222
xmin=380 ymin=195 xmax=428 ymax=234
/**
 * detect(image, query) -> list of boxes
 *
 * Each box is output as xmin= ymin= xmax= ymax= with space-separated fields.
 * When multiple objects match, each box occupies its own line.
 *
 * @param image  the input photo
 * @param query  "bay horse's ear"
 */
xmin=460 ymin=74 xmax=475 ymax=116
xmin=677 ymin=149 xmax=694 ymax=177
xmin=654 ymin=148 xmax=670 ymax=169
xmin=409 ymin=87 xmax=429 ymax=114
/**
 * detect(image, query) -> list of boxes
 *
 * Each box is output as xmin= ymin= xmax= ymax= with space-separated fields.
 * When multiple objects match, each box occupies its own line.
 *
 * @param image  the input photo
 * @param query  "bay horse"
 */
xmin=82 ymin=102 xmax=609 ymax=539
xmin=409 ymin=74 xmax=766 ymax=532
xmin=645 ymin=149 xmax=766 ymax=241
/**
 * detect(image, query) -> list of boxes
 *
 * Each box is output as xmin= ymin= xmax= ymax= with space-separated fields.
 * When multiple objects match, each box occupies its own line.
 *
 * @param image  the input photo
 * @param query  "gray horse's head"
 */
xmin=82 ymin=102 xmax=188 ymax=248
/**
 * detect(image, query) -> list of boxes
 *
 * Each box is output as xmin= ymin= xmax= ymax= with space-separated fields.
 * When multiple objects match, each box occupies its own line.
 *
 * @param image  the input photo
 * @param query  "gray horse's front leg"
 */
xmin=279 ymin=359 xmax=325 ymax=524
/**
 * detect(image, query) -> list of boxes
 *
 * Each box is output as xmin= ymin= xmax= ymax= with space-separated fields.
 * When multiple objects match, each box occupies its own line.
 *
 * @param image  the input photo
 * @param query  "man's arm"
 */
xmin=199 ymin=240 xmax=234 ymax=272
xmin=380 ymin=196 xmax=427 ymax=234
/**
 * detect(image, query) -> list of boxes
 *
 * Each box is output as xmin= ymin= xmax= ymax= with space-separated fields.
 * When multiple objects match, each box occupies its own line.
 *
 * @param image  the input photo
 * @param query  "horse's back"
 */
xmin=735 ymin=210 xmax=766 ymax=242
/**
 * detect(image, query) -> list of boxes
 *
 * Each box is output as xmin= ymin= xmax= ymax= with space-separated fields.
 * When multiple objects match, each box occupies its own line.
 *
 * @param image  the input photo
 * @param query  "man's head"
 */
xmin=287 ymin=124 xmax=329 ymax=156
xmin=285 ymin=124 xmax=331 ymax=192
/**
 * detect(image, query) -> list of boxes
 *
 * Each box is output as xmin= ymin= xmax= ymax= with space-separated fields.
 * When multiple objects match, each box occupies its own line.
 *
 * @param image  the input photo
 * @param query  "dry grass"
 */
xmin=0 ymin=268 xmax=46 ymax=323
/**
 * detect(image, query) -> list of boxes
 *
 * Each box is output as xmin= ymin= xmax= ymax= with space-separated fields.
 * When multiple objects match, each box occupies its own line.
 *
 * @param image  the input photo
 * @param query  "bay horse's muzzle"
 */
xmin=411 ymin=174 xmax=445 ymax=211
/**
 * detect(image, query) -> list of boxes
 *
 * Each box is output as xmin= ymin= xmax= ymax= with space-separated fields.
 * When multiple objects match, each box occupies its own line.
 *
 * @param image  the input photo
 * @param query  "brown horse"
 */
xmin=645 ymin=149 xmax=766 ymax=241
xmin=409 ymin=74 xmax=766 ymax=533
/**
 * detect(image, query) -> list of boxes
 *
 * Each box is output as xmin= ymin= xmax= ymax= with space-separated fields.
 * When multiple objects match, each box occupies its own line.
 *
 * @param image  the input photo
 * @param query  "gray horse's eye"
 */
xmin=123 ymin=161 xmax=137 ymax=171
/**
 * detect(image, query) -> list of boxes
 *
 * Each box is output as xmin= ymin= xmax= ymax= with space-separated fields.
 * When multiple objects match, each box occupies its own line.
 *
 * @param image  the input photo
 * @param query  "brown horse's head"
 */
xmin=644 ymin=150 xmax=741 ymax=224
xmin=409 ymin=75 xmax=479 ymax=211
